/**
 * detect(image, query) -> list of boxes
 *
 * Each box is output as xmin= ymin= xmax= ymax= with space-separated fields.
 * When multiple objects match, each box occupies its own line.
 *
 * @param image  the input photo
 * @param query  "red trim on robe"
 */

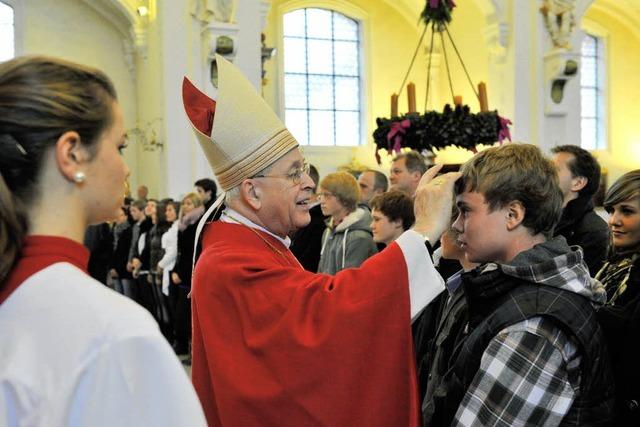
xmin=191 ymin=222 xmax=420 ymax=426
xmin=0 ymin=235 xmax=89 ymax=305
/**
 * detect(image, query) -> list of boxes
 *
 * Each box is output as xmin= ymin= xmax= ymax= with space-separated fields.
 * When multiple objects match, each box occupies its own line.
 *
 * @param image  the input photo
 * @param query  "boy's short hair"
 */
xmin=392 ymin=151 xmax=427 ymax=175
xmin=370 ymin=190 xmax=415 ymax=231
xmin=455 ymin=143 xmax=563 ymax=238
xmin=320 ymin=172 xmax=360 ymax=212
xmin=194 ymin=178 xmax=217 ymax=195
xmin=131 ymin=199 xmax=146 ymax=211
xmin=364 ymin=169 xmax=389 ymax=192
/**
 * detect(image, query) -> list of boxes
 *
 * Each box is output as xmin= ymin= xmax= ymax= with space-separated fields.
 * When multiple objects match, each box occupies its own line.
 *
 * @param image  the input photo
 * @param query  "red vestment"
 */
xmin=192 ymin=221 xmax=422 ymax=426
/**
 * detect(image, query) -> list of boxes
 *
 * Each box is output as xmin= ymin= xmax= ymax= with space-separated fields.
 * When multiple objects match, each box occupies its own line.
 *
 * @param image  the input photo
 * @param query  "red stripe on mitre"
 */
xmin=182 ymin=77 xmax=217 ymax=137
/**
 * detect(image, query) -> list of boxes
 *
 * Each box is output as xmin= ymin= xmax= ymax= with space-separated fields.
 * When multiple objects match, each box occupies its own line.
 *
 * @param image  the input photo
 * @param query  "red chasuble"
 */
xmin=191 ymin=221 xmax=420 ymax=426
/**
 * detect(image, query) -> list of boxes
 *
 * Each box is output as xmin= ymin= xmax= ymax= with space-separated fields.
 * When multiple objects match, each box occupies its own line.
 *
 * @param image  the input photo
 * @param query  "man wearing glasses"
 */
xmin=182 ymin=55 xmax=457 ymax=427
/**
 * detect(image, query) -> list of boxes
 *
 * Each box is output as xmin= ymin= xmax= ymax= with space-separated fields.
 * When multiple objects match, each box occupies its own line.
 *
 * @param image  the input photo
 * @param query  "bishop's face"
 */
xmin=253 ymin=148 xmax=315 ymax=237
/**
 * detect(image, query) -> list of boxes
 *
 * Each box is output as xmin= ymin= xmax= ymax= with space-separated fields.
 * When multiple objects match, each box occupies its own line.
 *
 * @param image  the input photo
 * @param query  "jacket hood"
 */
xmin=485 ymin=236 xmax=607 ymax=307
xmin=329 ymin=208 xmax=372 ymax=233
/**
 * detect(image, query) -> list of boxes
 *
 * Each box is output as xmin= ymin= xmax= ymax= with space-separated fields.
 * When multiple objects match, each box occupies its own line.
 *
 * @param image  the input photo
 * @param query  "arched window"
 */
xmin=282 ymin=8 xmax=361 ymax=146
xmin=580 ymin=33 xmax=606 ymax=150
xmin=0 ymin=1 xmax=14 ymax=61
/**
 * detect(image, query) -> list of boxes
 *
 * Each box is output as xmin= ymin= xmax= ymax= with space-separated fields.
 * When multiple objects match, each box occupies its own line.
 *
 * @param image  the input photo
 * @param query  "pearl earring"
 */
xmin=74 ymin=171 xmax=86 ymax=183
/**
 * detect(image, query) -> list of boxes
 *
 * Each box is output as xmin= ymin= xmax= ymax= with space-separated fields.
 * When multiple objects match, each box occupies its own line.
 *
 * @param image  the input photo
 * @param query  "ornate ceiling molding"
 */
xmin=80 ymin=0 xmax=137 ymax=40
xmin=587 ymin=0 xmax=640 ymax=43
xmin=80 ymin=0 xmax=147 ymax=59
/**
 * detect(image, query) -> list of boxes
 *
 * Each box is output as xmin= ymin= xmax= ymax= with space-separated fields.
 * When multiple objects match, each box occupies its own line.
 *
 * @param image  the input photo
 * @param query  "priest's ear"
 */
xmin=240 ymin=179 xmax=262 ymax=210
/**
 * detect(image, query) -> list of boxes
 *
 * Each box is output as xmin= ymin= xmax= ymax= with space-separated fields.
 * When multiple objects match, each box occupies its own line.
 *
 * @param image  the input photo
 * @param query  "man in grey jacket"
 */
xmin=317 ymin=172 xmax=377 ymax=274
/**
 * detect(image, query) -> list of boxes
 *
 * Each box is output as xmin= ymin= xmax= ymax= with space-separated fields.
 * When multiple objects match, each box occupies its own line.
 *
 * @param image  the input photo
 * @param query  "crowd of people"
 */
xmin=83 ymin=180 xmax=217 ymax=363
xmin=2 ymin=53 xmax=640 ymax=426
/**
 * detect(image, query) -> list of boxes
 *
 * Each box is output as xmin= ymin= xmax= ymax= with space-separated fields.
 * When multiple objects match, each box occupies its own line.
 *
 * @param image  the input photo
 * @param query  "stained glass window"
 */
xmin=0 ymin=2 xmax=14 ymax=62
xmin=283 ymin=8 xmax=361 ymax=146
xmin=580 ymin=34 xmax=605 ymax=150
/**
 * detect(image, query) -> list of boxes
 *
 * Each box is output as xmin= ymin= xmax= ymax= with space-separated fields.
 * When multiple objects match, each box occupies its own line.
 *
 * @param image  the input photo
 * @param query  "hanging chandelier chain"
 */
xmin=397 ymin=23 xmax=429 ymax=97
xmin=444 ymin=26 xmax=479 ymax=99
xmin=439 ymin=30 xmax=455 ymax=103
xmin=424 ymin=23 xmax=436 ymax=111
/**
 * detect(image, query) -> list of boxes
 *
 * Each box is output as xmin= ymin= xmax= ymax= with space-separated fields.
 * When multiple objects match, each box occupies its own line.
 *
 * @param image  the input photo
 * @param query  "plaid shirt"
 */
xmin=453 ymin=316 xmax=580 ymax=426
xmin=453 ymin=243 xmax=606 ymax=426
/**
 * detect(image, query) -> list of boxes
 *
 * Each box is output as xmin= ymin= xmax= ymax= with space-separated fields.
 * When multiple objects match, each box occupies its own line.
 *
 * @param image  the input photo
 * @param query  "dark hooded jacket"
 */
xmin=554 ymin=196 xmax=609 ymax=275
xmin=422 ymin=237 xmax=615 ymax=426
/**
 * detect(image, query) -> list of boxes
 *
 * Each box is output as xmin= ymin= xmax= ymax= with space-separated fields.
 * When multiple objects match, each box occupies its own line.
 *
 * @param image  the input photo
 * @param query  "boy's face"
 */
xmin=453 ymin=190 xmax=511 ymax=264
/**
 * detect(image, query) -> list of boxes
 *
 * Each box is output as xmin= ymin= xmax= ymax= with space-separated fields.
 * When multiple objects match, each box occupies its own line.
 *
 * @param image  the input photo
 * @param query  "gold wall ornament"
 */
xmin=126 ymin=118 xmax=164 ymax=152
xmin=261 ymin=33 xmax=276 ymax=87
xmin=540 ymin=0 xmax=577 ymax=50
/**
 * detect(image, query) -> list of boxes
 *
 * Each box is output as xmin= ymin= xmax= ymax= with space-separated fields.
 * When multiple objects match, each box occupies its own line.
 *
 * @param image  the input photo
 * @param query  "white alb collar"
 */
xmin=221 ymin=208 xmax=292 ymax=248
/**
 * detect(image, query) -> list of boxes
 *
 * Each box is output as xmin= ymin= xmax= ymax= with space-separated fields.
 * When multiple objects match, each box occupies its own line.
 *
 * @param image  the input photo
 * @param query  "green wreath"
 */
xmin=373 ymin=104 xmax=506 ymax=159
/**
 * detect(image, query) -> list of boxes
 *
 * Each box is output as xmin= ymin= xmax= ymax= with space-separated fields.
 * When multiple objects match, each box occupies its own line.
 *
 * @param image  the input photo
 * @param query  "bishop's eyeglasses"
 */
xmin=253 ymin=161 xmax=310 ymax=185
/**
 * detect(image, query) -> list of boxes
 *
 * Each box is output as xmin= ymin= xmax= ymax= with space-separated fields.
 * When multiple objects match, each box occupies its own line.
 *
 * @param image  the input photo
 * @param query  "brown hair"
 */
xmin=319 ymin=172 xmax=360 ymax=212
xmin=370 ymin=190 xmax=415 ymax=230
xmin=603 ymin=170 xmax=640 ymax=256
xmin=363 ymin=169 xmax=389 ymax=192
xmin=551 ymin=144 xmax=602 ymax=197
xmin=392 ymin=150 xmax=427 ymax=175
xmin=604 ymin=169 xmax=640 ymax=210
xmin=0 ymin=56 xmax=117 ymax=285
xmin=455 ymin=143 xmax=563 ymax=238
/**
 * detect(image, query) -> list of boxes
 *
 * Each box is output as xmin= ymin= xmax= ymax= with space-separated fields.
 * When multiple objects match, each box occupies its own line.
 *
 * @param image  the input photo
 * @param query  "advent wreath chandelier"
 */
xmin=373 ymin=0 xmax=512 ymax=163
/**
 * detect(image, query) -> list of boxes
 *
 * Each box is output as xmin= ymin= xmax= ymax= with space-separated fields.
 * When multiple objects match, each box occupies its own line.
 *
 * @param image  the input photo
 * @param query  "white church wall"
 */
xmin=21 ymin=0 xmax=139 ymax=194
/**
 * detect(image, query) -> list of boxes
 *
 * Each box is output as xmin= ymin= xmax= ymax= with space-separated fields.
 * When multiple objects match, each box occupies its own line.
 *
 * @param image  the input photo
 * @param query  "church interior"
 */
xmin=2 ymin=0 xmax=638 ymax=199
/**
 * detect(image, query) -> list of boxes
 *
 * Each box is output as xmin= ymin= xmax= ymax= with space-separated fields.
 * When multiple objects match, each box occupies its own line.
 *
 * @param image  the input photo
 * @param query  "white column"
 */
xmin=154 ymin=0 xmax=267 ymax=199
xmin=158 ymin=0 xmax=204 ymax=199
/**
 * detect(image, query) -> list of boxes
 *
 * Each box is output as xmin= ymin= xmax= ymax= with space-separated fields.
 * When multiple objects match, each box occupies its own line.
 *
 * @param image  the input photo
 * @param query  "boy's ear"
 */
xmin=505 ymin=200 xmax=525 ymax=231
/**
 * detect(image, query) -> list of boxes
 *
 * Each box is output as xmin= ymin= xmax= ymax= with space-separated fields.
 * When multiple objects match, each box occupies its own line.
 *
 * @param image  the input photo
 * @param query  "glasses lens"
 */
xmin=291 ymin=163 xmax=309 ymax=184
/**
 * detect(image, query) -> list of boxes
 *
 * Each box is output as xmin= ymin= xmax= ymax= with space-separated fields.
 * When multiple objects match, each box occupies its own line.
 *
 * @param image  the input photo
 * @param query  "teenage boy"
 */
xmin=421 ymin=143 xmax=614 ymax=426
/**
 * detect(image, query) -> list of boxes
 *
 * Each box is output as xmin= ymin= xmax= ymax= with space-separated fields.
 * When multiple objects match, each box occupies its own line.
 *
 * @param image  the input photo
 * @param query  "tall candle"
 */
xmin=391 ymin=93 xmax=399 ymax=117
xmin=407 ymin=82 xmax=416 ymax=113
xmin=478 ymin=82 xmax=489 ymax=112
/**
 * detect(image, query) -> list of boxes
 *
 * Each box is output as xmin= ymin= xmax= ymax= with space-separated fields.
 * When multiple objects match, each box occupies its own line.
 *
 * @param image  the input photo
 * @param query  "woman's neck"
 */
xmin=28 ymin=196 xmax=88 ymax=245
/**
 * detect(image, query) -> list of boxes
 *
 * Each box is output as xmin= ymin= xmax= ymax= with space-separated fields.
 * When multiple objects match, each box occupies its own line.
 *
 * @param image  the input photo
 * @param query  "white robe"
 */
xmin=0 ymin=262 xmax=206 ymax=426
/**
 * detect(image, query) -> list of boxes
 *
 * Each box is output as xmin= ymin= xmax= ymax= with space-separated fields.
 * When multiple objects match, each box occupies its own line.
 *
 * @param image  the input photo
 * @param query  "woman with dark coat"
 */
xmin=131 ymin=205 xmax=153 ymax=315
xmin=596 ymin=169 xmax=640 ymax=425
xmin=149 ymin=200 xmax=172 ymax=334
xmin=109 ymin=206 xmax=134 ymax=298
xmin=171 ymin=192 xmax=204 ymax=356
